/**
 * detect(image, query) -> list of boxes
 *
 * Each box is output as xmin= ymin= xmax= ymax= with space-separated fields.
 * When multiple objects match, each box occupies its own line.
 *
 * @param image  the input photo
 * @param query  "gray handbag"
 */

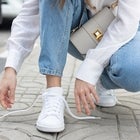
xmin=70 ymin=7 xmax=115 ymax=57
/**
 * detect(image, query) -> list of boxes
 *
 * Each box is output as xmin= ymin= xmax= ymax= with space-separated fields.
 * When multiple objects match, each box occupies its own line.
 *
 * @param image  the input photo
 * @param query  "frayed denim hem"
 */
xmin=40 ymin=68 xmax=62 ymax=77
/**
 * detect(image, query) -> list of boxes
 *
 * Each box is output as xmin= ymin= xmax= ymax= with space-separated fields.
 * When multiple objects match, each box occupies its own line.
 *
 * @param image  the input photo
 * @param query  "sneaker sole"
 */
xmin=96 ymin=102 xmax=116 ymax=107
xmin=36 ymin=124 xmax=64 ymax=132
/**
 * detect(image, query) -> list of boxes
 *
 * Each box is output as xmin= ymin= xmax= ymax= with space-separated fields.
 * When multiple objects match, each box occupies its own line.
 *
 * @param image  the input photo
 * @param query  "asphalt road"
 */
xmin=0 ymin=19 xmax=12 ymax=49
xmin=0 ymin=19 xmax=12 ymax=73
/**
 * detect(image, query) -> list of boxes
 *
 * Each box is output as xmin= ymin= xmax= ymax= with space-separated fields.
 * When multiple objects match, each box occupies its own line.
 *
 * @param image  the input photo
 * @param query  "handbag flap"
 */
xmin=82 ymin=7 xmax=115 ymax=42
xmin=70 ymin=7 xmax=115 ymax=56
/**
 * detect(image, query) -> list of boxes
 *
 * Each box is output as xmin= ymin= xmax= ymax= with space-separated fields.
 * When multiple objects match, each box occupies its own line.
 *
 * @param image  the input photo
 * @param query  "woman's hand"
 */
xmin=74 ymin=78 xmax=99 ymax=115
xmin=0 ymin=67 xmax=17 ymax=109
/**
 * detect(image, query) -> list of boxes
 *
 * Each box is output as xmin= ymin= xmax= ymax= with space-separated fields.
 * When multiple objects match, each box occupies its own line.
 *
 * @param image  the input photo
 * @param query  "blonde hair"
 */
xmin=84 ymin=0 xmax=92 ymax=7
xmin=59 ymin=0 xmax=65 ymax=8
xmin=59 ymin=0 xmax=93 ymax=8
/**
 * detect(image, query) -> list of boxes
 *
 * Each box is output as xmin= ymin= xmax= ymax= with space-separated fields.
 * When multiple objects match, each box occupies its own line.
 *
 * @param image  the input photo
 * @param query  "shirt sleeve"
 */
xmin=76 ymin=0 xmax=140 ymax=85
xmin=5 ymin=0 xmax=39 ymax=73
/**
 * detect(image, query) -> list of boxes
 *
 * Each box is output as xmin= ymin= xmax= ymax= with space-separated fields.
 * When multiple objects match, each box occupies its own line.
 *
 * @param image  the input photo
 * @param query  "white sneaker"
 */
xmin=36 ymin=87 xmax=65 ymax=132
xmin=95 ymin=80 xmax=117 ymax=107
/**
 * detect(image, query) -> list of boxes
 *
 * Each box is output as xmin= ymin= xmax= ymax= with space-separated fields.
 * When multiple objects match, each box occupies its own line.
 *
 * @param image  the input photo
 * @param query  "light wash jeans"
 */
xmin=39 ymin=0 xmax=140 ymax=92
xmin=101 ymin=26 xmax=140 ymax=92
xmin=39 ymin=0 xmax=87 ymax=76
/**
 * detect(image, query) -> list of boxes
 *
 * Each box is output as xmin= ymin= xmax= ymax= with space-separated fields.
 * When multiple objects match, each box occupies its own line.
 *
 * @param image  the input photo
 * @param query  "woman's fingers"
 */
xmin=74 ymin=79 xmax=100 ymax=115
xmin=8 ymin=88 xmax=15 ymax=104
xmin=74 ymin=92 xmax=81 ymax=113
xmin=0 ymin=68 xmax=17 ymax=109
xmin=85 ymin=91 xmax=96 ymax=110
xmin=90 ymin=86 xmax=99 ymax=104
xmin=75 ymin=88 xmax=96 ymax=115
xmin=80 ymin=92 xmax=91 ymax=115
xmin=0 ymin=89 xmax=14 ymax=109
xmin=0 ymin=92 xmax=8 ymax=109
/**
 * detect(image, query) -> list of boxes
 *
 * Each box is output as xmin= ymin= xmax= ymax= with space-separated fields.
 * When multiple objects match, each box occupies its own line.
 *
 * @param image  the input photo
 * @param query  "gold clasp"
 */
xmin=93 ymin=29 xmax=103 ymax=41
xmin=110 ymin=0 xmax=118 ymax=9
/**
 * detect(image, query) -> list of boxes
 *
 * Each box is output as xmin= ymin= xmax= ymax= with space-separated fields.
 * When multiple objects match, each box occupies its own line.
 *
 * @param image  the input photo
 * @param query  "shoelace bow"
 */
xmin=0 ymin=94 xmax=101 ymax=120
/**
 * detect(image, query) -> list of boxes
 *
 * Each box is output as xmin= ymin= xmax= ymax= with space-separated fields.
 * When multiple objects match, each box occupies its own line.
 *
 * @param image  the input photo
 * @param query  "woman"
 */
xmin=0 ymin=0 xmax=140 ymax=133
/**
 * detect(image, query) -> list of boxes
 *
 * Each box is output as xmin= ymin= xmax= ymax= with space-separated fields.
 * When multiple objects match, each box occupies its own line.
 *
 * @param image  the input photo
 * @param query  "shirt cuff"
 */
xmin=76 ymin=58 xmax=104 ymax=85
xmin=5 ymin=49 xmax=24 ymax=73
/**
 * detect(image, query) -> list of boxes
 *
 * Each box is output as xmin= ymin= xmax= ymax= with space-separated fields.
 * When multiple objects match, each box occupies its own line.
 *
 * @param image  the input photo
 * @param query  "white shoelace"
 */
xmin=41 ymin=95 xmax=64 ymax=119
xmin=0 ymin=95 xmax=101 ymax=120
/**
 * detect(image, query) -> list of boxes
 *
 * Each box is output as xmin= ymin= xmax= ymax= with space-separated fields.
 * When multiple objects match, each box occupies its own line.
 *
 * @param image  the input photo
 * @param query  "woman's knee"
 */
xmin=107 ymin=56 xmax=140 ymax=92
xmin=107 ymin=31 xmax=140 ymax=92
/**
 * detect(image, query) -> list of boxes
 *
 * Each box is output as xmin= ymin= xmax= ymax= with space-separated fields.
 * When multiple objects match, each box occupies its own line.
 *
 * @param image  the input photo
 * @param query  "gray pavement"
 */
xmin=0 ymin=42 xmax=140 ymax=140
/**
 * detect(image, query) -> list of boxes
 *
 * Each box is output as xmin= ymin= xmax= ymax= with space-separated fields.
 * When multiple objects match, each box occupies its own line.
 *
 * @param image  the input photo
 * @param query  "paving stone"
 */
xmin=119 ymin=119 xmax=137 ymax=126
xmin=0 ymin=58 xmax=6 ymax=73
xmin=22 ymin=95 xmax=37 ymax=99
xmin=119 ymin=97 xmax=140 ymax=104
xmin=19 ymin=81 xmax=44 ymax=88
xmin=0 ymin=123 xmax=57 ymax=140
xmin=0 ymin=43 xmax=140 ymax=140
xmin=58 ymin=124 xmax=119 ymax=140
xmin=119 ymin=101 xmax=140 ymax=110
xmin=119 ymin=127 xmax=140 ymax=140
xmin=100 ymin=105 xmax=132 ymax=115
xmin=25 ymin=88 xmax=42 ymax=94
xmin=20 ymin=98 xmax=37 ymax=103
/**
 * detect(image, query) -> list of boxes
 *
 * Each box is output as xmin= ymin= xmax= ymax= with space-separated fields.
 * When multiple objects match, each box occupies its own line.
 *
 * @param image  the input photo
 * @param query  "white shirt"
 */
xmin=5 ymin=0 xmax=140 ymax=86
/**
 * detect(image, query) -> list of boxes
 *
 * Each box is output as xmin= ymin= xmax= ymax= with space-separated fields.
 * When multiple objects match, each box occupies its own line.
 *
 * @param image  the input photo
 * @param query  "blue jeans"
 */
xmin=101 ymin=27 xmax=140 ymax=92
xmin=39 ymin=0 xmax=140 ymax=92
xmin=39 ymin=0 xmax=87 ymax=76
